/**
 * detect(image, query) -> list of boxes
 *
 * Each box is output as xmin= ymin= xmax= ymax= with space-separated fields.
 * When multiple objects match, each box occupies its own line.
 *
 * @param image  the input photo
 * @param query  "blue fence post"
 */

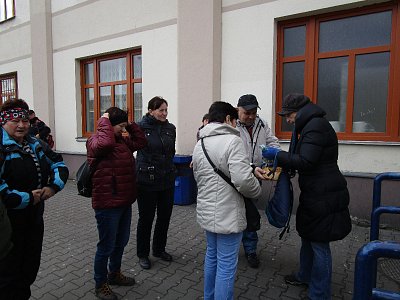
xmin=353 ymin=241 xmax=400 ymax=300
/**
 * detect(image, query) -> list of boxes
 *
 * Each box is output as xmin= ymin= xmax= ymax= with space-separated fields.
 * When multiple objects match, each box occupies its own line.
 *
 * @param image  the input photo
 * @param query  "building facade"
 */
xmin=0 ymin=0 xmax=399 ymax=226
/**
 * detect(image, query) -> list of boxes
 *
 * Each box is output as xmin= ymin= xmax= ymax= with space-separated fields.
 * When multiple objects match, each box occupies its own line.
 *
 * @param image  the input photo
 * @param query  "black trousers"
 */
xmin=136 ymin=187 xmax=174 ymax=258
xmin=0 ymin=217 xmax=44 ymax=300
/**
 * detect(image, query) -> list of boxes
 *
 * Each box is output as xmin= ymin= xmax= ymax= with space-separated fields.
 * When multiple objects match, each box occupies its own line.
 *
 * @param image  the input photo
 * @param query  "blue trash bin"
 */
xmin=173 ymin=155 xmax=196 ymax=205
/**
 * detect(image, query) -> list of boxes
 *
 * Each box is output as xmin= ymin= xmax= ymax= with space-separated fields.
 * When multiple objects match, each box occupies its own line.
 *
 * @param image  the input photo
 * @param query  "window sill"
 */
xmin=279 ymin=140 xmax=400 ymax=146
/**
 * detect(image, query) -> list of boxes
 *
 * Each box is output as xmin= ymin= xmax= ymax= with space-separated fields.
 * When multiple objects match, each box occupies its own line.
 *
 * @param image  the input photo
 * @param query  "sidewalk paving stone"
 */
xmin=30 ymin=180 xmax=400 ymax=299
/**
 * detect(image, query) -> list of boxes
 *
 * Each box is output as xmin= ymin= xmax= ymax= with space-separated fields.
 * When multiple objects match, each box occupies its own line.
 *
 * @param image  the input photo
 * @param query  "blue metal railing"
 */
xmin=370 ymin=172 xmax=400 ymax=241
xmin=353 ymin=172 xmax=400 ymax=300
xmin=353 ymin=241 xmax=400 ymax=300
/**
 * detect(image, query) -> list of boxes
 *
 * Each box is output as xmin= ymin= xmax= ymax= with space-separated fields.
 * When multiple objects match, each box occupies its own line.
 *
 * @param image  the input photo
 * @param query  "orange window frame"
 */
xmin=80 ymin=48 xmax=142 ymax=137
xmin=0 ymin=72 xmax=18 ymax=104
xmin=276 ymin=1 xmax=400 ymax=142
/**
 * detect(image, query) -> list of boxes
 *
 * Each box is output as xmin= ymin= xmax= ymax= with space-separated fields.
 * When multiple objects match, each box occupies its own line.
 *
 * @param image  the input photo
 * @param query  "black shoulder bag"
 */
xmin=200 ymin=138 xmax=260 ymax=232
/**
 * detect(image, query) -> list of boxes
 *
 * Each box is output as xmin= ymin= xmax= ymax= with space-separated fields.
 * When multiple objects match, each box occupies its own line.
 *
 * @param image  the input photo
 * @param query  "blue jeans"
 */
xmin=296 ymin=238 xmax=332 ymax=300
xmin=204 ymin=231 xmax=243 ymax=300
xmin=94 ymin=206 xmax=132 ymax=287
xmin=242 ymin=230 xmax=258 ymax=254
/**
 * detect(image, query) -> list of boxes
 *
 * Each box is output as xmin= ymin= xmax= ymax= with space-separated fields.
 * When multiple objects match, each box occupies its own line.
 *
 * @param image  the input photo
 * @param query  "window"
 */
xmin=0 ymin=72 xmax=17 ymax=103
xmin=0 ymin=0 xmax=15 ymax=23
xmin=276 ymin=2 xmax=400 ymax=141
xmin=80 ymin=49 xmax=142 ymax=136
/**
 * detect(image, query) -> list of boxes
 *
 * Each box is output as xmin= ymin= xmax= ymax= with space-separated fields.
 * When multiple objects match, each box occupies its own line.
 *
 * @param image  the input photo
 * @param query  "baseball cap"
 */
xmin=237 ymin=94 xmax=261 ymax=110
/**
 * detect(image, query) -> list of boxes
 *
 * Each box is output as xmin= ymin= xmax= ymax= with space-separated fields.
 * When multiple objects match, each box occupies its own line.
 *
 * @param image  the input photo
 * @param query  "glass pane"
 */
xmin=115 ymin=85 xmax=127 ymax=111
xmin=284 ymin=26 xmax=306 ymax=57
xmin=85 ymin=88 xmax=94 ymax=132
xmin=133 ymin=83 xmax=142 ymax=122
xmin=281 ymin=62 xmax=304 ymax=131
xmin=319 ymin=11 xmax=392 ymax=52
xmin=353 ymin=52 xmax=389 ymax=133
xmin=99 ymin=86 xmax=112 ymax=115
xmin=317 ymin=57 xmax=348 ymax=132
xmin=133 ymin=54 xmax=142 ymax=78
xmin=99 ymin=57 xmax=126 ymax=83
xmin=85 ymin=63 xmax=94 ymax=84
xmin=0 ymin=3 xmax=5 ymax=21
xmin=6 ymin=0 xmax=14 ymax=18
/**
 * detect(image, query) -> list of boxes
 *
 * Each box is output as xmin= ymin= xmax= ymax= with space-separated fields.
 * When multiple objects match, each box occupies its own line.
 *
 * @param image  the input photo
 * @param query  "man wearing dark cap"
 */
xmin=236 ymin=94 xmax=280 ymax=268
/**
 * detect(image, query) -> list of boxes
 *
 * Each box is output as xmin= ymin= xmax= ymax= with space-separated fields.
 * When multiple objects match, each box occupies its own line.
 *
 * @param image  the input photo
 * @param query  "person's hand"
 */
xmin=102 ymin=113 xmax=109 ymax=119
xmin=262 ymin=146 xmax=281 ymax=160
xmin=32 ymin=189 xmax=42 ymax=205
xmin=40 ymin=186 xmax=55 ymax=201
xmin=253 ymin=167 xmax=267 ymax=180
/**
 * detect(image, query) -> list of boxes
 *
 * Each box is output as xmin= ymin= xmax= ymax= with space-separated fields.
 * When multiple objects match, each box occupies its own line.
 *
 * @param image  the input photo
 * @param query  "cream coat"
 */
xmin=193 ymin=123 xmax=262 ymax=234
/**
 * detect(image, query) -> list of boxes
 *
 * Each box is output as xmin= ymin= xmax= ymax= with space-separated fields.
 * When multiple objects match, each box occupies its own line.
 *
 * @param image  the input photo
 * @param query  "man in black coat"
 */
xmin=265 ymin=93 xmax=351 ymax=300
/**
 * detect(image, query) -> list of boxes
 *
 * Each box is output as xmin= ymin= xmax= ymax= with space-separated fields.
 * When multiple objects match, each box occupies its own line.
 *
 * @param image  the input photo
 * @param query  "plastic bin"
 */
xmin=173 ymin=155 xmax=196 ymax=205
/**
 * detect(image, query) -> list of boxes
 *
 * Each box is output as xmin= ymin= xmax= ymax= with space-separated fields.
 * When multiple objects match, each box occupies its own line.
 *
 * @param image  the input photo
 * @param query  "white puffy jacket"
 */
xmin=193 ymin=122 xmax=262 ymax=234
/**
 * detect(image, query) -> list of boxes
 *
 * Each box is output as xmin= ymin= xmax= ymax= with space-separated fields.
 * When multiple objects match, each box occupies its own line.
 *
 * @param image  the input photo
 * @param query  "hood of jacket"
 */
xmin=198 ymin=122 xmax=240 ymax=140
xmin=295 ymin=103 xmax=326 ymax=133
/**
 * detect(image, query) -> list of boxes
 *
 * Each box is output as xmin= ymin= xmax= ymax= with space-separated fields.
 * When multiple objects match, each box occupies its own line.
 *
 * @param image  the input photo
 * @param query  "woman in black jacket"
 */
xmin=136 ymin=96 xmax=176 ymax=269
xmin=266 ymin=94 xmax=351 ymax=300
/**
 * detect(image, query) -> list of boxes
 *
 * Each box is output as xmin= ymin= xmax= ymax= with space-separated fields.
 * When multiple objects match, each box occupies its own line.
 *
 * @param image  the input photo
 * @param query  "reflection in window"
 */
xmin=134 ymin=83 xmax=142 ymax=122
xmin=100 ymin=57 xmax=126 ymax=83
xmin=0 ymin=73 xmax=17 ymax=103
xmin=115 ymin=85 xmax=127 ymax=111
xmin=284 ymin=26 xmax=306 ymax=57
xmin=353 ymin=52 xmax=389 ymax=133
xmin=0 ymin=0 xmax=15 ymax=22
xmin=317 ymin=57 xmax=348 ymax=132
xmin=133 ymin=55 xmax=142 ymax=78
xmin=85 ymin=88 xmax=94 ymax=132
xmin=85 ymin=63 xmax=94 ymax=84
xmin=319 ymin=11 xmax=391 ymax=52
xmin=282 ymin=62 xmax=304 ymax=131
xmin=100 ymin=86 xmax=112 ymax=115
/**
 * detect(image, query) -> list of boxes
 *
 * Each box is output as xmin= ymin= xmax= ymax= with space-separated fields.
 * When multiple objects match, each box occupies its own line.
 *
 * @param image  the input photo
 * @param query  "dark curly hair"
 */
xmin=1 ymin=98 xmax=30 ymax=112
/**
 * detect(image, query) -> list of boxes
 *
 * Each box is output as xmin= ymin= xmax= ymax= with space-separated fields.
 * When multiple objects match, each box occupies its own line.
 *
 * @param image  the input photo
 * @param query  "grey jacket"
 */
xmin=193 ymin=122 xmax=262 ymax=234
xmin=236 ymin=116 xmax=280 ymax=167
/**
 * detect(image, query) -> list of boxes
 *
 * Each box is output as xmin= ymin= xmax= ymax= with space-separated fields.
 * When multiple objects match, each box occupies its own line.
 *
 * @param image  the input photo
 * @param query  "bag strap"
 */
xmin=200 ymin=138 xmax=241 ymax=195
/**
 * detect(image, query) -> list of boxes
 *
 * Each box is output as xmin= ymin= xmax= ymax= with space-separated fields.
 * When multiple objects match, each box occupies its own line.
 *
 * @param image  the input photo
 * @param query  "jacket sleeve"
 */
xmin=86 ymin=117 xmax=116 ymax=158
xmin=227 ymin=137 xmax=262 ymax=199
xmin=40 ymin=140 xmax=69 ymax=193
xmin=124 ymin=122 xmax=147 ymax=152
xmin=276 ymin=125 xmax=325 ymax=171
xmin=261 ymin=118 xmax=280 ymax=149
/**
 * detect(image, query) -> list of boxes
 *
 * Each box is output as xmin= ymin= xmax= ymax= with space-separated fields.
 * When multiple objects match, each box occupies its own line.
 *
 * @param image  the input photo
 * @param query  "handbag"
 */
xmin=76 ymin=158 xmax=102 ymax=198
xmin=265 ymin=169 xmax=293 ymax=239
xmin=200 ymin=138 xmax=261 ymax=232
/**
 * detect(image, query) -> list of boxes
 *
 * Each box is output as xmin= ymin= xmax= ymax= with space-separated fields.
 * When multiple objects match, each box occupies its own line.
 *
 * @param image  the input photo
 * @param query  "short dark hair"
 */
xmin=208 ymin=101 xmax=238 ymax=123
xmin=1 ymin=98 xmax=30 ymax=112
xmin=148 ymin=96 xmax=168 ymax=111
xmin=202 ymin=113 xmax=210 ymax=122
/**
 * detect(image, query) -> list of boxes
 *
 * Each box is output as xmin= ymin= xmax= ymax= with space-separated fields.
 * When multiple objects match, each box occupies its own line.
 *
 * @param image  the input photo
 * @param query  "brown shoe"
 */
xmin=95 ymin=282 xmax=117 ymax=300
xmin=108 ymin=271 xmax=136 ymax=286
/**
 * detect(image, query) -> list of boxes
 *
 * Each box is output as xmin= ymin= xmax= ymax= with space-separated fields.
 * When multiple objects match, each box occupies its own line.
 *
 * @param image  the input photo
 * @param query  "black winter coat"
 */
xmin=136 ymin=115 xmax=176 ymax=191
xmin=276 ymin=103 xmax=351 ymax=242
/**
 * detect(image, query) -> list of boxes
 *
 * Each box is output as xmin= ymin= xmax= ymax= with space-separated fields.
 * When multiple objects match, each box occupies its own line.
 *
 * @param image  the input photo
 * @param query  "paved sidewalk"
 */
xmin=31 ymin=181 xmax=400 ymax=300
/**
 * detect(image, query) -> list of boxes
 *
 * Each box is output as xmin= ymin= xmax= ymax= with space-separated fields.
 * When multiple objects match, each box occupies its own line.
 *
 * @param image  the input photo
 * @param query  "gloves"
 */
xmin=262 ymin=146 xmax=281 ymax=160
